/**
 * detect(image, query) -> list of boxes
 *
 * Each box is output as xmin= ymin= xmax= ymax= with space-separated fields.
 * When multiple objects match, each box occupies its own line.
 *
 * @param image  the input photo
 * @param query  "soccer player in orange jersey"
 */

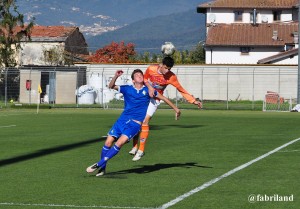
xmin=129 ymin=56 xmax=202 ymax=161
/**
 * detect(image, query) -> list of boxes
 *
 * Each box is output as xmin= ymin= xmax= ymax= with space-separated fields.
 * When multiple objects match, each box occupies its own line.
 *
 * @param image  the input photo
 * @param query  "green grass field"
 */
xmin=0 ymin=109 xmax=299 ymax=209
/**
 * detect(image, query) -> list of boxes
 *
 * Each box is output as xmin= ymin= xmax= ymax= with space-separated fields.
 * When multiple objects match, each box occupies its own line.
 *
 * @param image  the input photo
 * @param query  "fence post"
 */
xmin=4 ymin=68 xmax=7 ymax=107
xmin=29 ymin=68 xmax=32 ymax=105
xmin=278 ymin=68 xmax=281 ymax=94
xmin=201 ymin=68 xmax=204 ymax=104
xmin=76 ymin=67 xmax=79 ymax=108
xmin=252 ymin=68 xmax=255 ymax=110
xmin=226 ymin=67 xmax=229 ymax=110
xmin=102 ymin=67 xmax=105 ymax=109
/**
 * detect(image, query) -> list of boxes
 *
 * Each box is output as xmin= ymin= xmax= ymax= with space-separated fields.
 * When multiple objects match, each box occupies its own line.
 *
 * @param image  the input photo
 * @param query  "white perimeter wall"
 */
xmin=76 ymin=64 xmax=297 ymax=102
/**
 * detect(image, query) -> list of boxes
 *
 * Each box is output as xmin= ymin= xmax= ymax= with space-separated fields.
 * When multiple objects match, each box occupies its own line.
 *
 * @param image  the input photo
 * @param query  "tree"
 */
xmin=189 ymin=43 xmax=205 ymax=64
xmin=89 ymin=41 xmax=136 ymax=63
xmin=0 ymin=0 xmax=34 ymax=67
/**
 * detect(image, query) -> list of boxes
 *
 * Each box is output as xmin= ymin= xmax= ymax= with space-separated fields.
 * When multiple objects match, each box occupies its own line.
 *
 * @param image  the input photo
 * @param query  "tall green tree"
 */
xmin=0 ymin=0 xmax=34 ymax=67
xmin=189 ymin=43 xmax=205 ymax=64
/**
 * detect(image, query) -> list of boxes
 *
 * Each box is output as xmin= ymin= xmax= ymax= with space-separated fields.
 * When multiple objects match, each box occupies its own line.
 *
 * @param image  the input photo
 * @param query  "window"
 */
xmin=44 ymin=50 xmax=54 ymax=60
xmin=234 ymin=11 xmax=243 ymax=22
xmin=240 ymin=47 xmax=250 ymax=55
xmin=273 ymin=10 xmax=281 ymax=21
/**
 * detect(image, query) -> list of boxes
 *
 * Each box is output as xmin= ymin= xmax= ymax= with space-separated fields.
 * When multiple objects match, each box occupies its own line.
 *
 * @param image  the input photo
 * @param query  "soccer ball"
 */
xmin=161 ymin=42 xmax=176 ymax=56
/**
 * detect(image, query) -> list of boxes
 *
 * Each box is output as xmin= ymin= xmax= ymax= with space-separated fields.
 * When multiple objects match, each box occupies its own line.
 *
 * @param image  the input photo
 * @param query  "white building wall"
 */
xmin=207 ymin=9 xmax=293 ymax=24
xmin=18 ymin=42 xmax=65 ymax=66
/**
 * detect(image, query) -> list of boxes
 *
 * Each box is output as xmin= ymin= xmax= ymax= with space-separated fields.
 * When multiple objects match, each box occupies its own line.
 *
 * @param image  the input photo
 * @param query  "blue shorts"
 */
xmin=108 ymin=119 xmax=141 ymax=141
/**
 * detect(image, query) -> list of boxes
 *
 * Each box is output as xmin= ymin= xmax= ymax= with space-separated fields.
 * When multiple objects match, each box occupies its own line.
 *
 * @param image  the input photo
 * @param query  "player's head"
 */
xmin=131 ymin=69 xmax=144 ymax=83
xmin=162 ymin=56 xmax=174 ymax=68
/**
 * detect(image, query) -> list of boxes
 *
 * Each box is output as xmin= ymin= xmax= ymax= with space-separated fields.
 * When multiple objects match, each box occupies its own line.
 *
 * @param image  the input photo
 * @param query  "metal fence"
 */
xmin=0 ymin=65 xmax=298 ymax=110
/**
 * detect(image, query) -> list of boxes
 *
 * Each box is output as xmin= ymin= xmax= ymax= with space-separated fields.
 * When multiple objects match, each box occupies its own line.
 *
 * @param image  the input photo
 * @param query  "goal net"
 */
xmin=263 ymin=91 xmax=294 ymax=112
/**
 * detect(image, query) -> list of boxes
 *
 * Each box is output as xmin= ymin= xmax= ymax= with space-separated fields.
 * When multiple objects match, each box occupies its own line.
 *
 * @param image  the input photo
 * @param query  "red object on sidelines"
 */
xmin=265 ymin=91 xmax=284 ymax=104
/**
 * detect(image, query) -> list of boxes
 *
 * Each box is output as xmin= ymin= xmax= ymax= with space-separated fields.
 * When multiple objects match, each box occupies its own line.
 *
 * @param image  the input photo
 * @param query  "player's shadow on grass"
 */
xmin=151 ymin=124 xmax=204 ymax=130
xmin=0 ymin=137 xmax=106 ymax=167
xmin=103 ymin=162 xmax=212 ymax=178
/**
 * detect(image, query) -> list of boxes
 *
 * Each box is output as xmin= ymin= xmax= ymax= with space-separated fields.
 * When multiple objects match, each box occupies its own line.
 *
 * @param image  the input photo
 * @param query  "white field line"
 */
xmin=0 ymin=125 xmax=16 ymax=128
xmin=0 ymin=112 xmax=33 ymax=117
xmin=158 ymin=137 xmax=300 ymax=209
xmin=0 ymin=202 xmax=154 ymax=209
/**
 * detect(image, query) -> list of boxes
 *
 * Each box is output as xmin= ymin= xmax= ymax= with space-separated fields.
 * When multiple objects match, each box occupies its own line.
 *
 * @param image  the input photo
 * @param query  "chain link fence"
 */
xmin=0 ymin=65 xmax=298 ymax=111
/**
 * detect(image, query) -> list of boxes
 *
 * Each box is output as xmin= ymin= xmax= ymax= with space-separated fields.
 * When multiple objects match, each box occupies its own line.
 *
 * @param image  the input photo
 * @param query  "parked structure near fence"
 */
xmin=0 ymin=64 xmax=297 ymax=110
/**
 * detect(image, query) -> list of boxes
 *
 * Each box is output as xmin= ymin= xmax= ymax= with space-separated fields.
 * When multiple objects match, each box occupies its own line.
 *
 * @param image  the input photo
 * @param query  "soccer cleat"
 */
xmin=86 ymin=163 xmax=100 ymax=173
xmin=95 ymin=167 xmax=106 ymax=177
xmin=132 ymin=150 xmax=144 ymax=161
xmin=129 ymin=147 xmax=138 ymax=155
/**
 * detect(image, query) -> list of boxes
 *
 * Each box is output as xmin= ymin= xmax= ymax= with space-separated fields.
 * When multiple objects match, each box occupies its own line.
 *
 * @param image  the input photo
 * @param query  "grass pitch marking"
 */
xmin=0 ymin=125 xmax=16 ymax=128
xmin=158 ymin=137 xmax=300 ymax=209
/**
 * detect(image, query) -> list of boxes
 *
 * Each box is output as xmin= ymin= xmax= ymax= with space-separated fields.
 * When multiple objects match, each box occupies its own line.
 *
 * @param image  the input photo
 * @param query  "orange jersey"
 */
xmin=144 ymin=65 xmax=195 ymax=104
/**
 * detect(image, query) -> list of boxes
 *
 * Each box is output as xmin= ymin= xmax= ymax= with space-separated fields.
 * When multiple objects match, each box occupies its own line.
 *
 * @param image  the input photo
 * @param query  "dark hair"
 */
xmin=131 ymin=69 xmax=143 ymax=80
xmin=162 ymin=56 xmax=174 ymax=68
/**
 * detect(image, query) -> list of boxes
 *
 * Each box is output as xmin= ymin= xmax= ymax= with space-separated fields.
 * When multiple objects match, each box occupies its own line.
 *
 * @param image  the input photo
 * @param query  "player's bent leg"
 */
xmin=133 ymin=100 xmax=158 ymax=161
xmin=129 ymin=134 xmax=139 ymax=155
xmin=133 ymin=118 xmax=150 ymax=161
xmin=86 ymin=135 xmax=116 ymax=173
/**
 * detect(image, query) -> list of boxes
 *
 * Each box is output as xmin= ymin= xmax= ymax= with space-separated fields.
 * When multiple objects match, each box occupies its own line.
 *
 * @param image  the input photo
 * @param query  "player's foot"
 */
xmin=96 ymin=167 xmax=106 ymax=177
xmin=132 ymin=150 xmax=144 ymax=161
xmin=86 ymin=163 xmax=99 ymax=173
xmin=129 ymin=147 xmax=138 ymax=155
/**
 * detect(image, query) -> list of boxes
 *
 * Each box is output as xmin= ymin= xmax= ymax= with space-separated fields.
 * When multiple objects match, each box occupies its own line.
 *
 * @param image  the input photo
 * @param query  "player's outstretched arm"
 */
xmin=156 ymin=93 xmax=181 ymax=120
xmin=109 ymin=70 xmax=123 ymax=90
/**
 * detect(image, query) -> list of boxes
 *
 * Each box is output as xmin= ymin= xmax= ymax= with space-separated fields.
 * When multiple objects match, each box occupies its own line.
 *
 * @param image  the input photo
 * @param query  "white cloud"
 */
xmin=71 ymin=7 xmax=80 ymax=12
xmin=93 ymin=15 xmax=110 ymax=20
xmin=60 ymin=21 xmax=76 ymax=26
xmin=83 ymin=12 xmax=93 ymax=16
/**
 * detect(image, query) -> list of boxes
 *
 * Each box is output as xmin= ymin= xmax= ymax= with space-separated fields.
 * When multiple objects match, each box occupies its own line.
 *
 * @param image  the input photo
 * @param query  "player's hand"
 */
xmin=115 ymin=70 xmax=123 ymax=77
xmin=175 ymin=109 xmax=181 ymax=120
xmin=148 ymin=86 xmax=155 ymax=97
xmin=194 ymin=100 xmax=202 ymax=109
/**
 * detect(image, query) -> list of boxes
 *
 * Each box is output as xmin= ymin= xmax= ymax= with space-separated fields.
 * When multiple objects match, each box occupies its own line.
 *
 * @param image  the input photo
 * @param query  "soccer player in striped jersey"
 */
xmin=86 ymin=69 xmax=180 ymax=176
xmin=130 ymin=57 xmax=202 ymax=161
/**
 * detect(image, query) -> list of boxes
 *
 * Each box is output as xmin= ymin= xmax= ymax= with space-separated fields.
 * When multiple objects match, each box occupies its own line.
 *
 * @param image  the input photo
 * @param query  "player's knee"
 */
xmin=105 ymin=136 xmax=115 ymax=147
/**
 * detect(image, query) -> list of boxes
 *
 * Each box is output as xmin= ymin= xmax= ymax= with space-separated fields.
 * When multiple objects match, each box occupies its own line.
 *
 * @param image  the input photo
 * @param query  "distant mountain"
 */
xmin=17 ymin=0 xmax=206 ymax=36
xmin=87 ymin=9 xmax=206 ymax=53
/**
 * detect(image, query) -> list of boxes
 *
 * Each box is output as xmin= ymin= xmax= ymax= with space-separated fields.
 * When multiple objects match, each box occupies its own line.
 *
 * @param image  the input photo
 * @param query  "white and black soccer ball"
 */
xmin=161 ymin=42 xmax=176 ymax=56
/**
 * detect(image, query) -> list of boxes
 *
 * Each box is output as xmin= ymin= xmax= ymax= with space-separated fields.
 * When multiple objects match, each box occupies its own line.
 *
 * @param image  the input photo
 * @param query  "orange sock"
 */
xmin=138 ymin=124 xmax=149 ymax=152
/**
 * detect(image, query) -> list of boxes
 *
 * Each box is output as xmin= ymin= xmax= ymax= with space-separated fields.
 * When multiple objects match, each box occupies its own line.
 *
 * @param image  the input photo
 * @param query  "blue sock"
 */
xmin=97 ymin=145 xmax=120 ymax=168
xmin=100 ymin=145 xmax=110 ymax=169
